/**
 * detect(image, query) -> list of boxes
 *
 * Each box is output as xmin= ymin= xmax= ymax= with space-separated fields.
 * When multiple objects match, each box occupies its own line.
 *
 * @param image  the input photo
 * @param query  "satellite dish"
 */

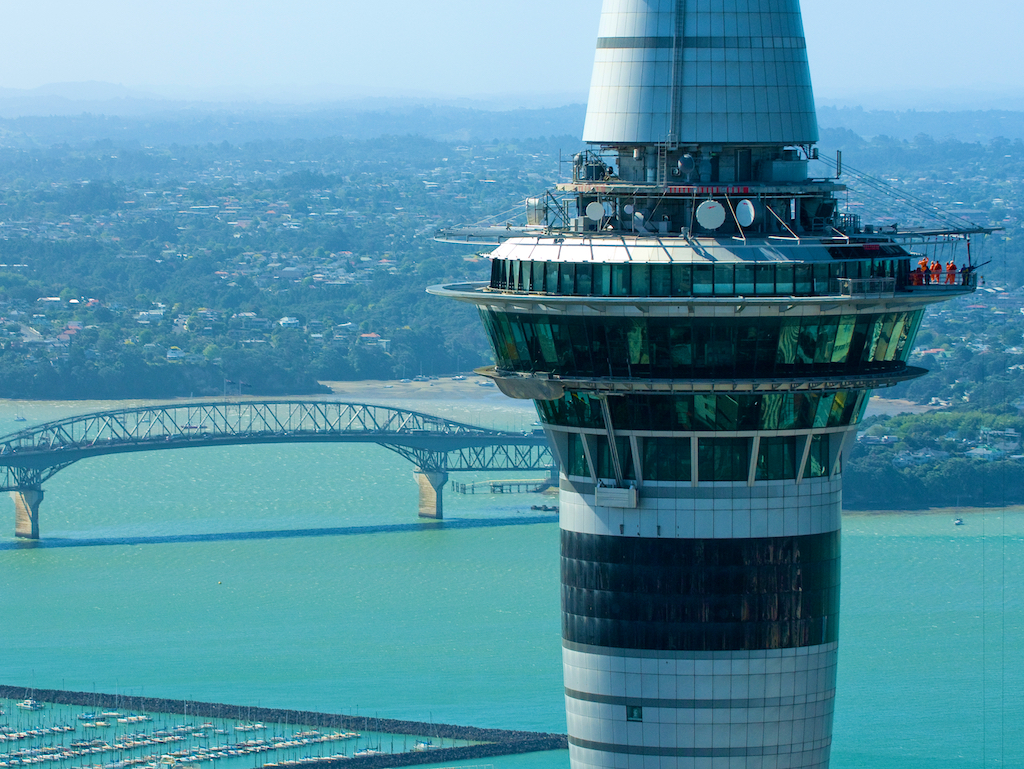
xmin=696 ymin=200 xmax=726 ymax=230
xmin=736 ymin=199 xmax=757 ymax=228
xmin=623 ymin=204 xmax=635 ymax=215
xmin=586 ymin=201 xmax=605 ymax=222
xmin=678 ymin=154 xmax=696 ymax=174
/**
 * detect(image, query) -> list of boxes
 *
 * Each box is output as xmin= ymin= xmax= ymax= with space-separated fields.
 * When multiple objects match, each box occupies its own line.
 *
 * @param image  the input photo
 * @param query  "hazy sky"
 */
xmin=0 ymin=0 xmax=1020 ymax=107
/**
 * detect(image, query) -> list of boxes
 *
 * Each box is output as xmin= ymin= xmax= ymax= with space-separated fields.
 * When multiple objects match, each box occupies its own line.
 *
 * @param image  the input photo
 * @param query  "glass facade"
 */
xmin=565 ymin=434 xmax=841 ymax=483
xmin=481 ymin=310 xmax=922 ymax=380
xmin=561 ymin=530 xmax=841 ymax=651
xmin=698 ymin=437 xmax=751 ymax=482
xmin=537 ymin=391 xmax=866 ymax=431
xmin=490 ymin=253 xmax=910 ymax=298
xmin=642 ymin=437 xmax=692 ymax=482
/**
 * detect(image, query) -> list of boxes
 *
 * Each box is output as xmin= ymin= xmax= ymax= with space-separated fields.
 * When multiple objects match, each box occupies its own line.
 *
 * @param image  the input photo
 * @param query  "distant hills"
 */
xmin=0 ymin=82 xmax=1023 ymax=146
xmin=817 ymin=106 xmax=1024 ymax=143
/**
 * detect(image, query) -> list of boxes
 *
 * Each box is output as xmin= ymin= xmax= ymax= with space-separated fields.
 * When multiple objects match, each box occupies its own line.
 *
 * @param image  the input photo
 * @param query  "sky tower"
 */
xmin=430 ymin=1 xmax=986 ymax=766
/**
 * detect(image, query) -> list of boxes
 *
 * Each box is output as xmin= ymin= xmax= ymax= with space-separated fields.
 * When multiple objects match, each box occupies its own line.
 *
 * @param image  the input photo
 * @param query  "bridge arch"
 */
xmin=0 ymin=401 xmax=554 ymax=539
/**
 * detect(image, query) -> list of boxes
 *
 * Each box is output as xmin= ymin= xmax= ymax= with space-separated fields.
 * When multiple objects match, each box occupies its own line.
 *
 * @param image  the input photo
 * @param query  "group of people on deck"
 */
xmin=909 ymin=256 xmax=971 ymax=286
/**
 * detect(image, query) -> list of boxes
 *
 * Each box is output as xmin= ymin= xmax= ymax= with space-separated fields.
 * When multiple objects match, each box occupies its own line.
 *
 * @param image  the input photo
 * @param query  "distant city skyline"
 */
xmin=0 ymin=0 xmax=1021 ymax=110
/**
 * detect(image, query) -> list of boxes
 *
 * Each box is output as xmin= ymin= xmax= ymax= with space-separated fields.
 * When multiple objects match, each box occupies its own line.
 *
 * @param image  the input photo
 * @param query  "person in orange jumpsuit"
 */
xmin=930 ymin=260 xmax=942 ymax=285
xmin=946 ymin=260 xmax=956 ymax=284
xmin=918 ymin=256 xmax=930 ymax=282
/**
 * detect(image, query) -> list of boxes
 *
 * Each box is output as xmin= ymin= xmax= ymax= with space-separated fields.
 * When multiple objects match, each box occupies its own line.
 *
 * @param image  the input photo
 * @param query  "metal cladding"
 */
xmin=582 ymin=0 xmax=818 ymax=146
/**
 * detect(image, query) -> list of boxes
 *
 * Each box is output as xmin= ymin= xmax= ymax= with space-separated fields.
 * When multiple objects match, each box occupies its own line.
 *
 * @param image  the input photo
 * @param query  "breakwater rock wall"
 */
xmin=0 ymin=685 xmax=568 ymax=766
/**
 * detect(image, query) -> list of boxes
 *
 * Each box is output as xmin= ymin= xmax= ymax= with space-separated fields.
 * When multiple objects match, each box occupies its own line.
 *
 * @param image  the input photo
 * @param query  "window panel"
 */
xmin=804 ymin=434 xmax=829 ymax=478
xmin=631 ymin=263 xmax=651 ymax=296
xmin=651 ymin=264 xmax=672 ymax=296
xmin=713 ymin=264 xmax=735 ymax=295
xmin=672 ymin=264 xmax=693 ymax=296
xmin=575 ymin=262 xmax=593 ymax=296
xmin=698 ymin=437 xmax=751 ymax=481
xmin=560 ymin=262 xmax=576 ymax=295
xmin=545 ymin=261 xmax=559 ymax=293
xmin=734 ymin=264 xmax=755 ymax=294
xmin=611 ymin=264 xmax=631 ymax=296
xmin=756 ymin=436 xmax=797 ymax=480
xmin=595 ymin=263 xmax=612 ymax=295
xmin=693 ymin=264 xmax=714 ymax=295
xmin=775 ymin=264 xmax=794 ymax=294
xmin=642 ymin=437 xmax=692 ymax=481
xmin=531 ymin=260 xmax=544 ymax=292
xmin=567 ymin=432 xmax=590 ymax=477
xmin=754 ymin=263 xmax=775 ymax=294
xmin=794 ymin=264 xmax=812 ymax=294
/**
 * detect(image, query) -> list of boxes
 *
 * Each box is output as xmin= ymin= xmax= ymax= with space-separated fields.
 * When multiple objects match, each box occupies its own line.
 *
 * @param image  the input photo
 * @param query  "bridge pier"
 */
xmin=12 ymin=489 xmax=42 ymax=539
xmin=414 ymin=468 xmax=448 ymax=519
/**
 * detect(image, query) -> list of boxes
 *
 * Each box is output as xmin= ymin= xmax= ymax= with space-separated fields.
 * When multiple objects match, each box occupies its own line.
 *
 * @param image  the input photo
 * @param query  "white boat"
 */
xmin=16 ymin=700 xmax=44 ymax=711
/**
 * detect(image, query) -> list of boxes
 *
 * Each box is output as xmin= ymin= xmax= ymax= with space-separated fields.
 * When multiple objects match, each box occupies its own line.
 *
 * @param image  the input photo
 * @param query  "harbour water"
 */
xmin=1 ymin=390 xmax=1022 ymax=768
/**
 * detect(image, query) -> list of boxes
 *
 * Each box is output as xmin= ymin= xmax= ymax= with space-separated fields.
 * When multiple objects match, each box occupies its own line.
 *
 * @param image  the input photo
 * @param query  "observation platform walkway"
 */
xmin=0 ymin=400 xmax=555 ymax=539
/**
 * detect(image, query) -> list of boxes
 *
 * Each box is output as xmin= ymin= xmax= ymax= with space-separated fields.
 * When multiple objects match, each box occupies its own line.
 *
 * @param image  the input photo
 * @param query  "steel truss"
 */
xmin=0 ymin=401 xmax=553 ymax=491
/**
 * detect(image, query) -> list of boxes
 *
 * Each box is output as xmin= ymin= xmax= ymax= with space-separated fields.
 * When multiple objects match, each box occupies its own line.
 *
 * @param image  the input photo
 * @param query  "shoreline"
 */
xmin=843 ymin=504 xmax=1024 ymax=516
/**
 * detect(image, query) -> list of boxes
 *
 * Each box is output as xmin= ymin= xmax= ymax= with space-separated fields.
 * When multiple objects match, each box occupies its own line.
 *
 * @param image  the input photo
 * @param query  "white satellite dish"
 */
xmin=623 ymin=204 xmax=635 ymax=215
xmin=586 ymin=201 xmax=605 ymax=222
xmin=736 ymin=199 xmax=757 ymax=228
xmin=696 ymin=200 xmax=726 ymax=230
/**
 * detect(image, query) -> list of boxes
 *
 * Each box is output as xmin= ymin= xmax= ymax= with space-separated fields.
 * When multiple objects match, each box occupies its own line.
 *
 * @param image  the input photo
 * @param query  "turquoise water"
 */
xmin=1 ymin=399 xmax=1022 ymax=768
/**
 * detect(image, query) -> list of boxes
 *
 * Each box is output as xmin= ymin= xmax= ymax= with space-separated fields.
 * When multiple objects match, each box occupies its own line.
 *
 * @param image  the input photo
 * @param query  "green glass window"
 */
xmin=576 ymin=263 xmax=593 ymax=296
xmin=642 ymin=437 xmax=692 ymax=481
xmin=672 ymin=264 xmax=692 ymax=296
xmin=560 ymin=263 xmax=575 ymax=295
xmin=713 ymin=264 xmax=734 ymax=295
xmin=805 ymin=435 xmax=829 ymax=478
xmin=566 ymin=432 xmax=590 ymax=478
xmin=651 ymin=264 xmax=672 ymax=296
xmin=538 ymin=393 xmax=869 ymax=431
xmin=831 ymin=316 xmax=855 ymax=364
xmin=611 ymin=264 xmax=630 ymax=296
xmin=490 ymin=258 xmax=918 ymax=296
xmin=754 ymin=264 xmax=775 ymax=295
xmin=795 ymin=265 xmax=813 ymax=295
xmin=545 ymin=261 xmax=559 ymax=293
xmin=734 ymin=265 xmax=755 ymax=294
xmin=481 ymin=310 xmax=923 ymax=379
xmin=775 ymin=264 xmax=795 ymax=294
xmin=756 ymin=436 xmax=798 ymax=480
xmin=531 ymin=260 xmax=544 ymax=293
xmin=693 ymin=265 xmax=713 ymax=296
xmin=594 ymin=435 xmax=636 ymax=481
xmin=698 ymin=438 xmax=750 ymax=482
xmin=813 ymin=393 xmax=835 ymax=428
xmin=632 ymin=264 xmax=651 ymax=296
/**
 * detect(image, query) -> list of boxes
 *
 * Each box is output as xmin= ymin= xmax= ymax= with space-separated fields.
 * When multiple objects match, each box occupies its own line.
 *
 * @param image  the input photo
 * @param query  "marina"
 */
xmin=0 ymin=692 xmax=565 ymax=769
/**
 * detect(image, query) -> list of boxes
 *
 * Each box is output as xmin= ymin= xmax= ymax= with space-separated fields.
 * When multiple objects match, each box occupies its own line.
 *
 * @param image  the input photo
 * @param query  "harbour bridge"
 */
xmin=0 ymin=400 xmax=555 ymax=539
